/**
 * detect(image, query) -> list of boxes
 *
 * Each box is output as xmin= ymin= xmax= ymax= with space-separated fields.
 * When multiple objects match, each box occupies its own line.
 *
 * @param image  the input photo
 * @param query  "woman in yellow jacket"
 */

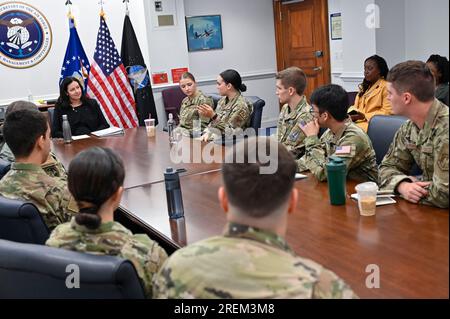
xmin=348 ymin=55 xmax=392 ymax=132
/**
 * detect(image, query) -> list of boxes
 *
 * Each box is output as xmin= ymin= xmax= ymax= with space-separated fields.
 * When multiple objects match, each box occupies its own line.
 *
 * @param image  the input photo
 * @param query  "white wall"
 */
xmin=405 ymin=0 xmax=449 ymax=60
xmin=376 ymin=0 xmax=406 ymax=67
xmin=1 ymin=0 xmax=149 ymax=104
xmin=328 ymin=0 xmax=450 ymax=92
xmin=184 ymin=0 xmax=279 ymax=128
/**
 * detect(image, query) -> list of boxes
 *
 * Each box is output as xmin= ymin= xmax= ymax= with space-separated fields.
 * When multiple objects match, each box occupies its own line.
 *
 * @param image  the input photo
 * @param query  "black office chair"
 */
xmin=0 ymin=158 xmax=11 ymax=179
xmin=0 ymin=239 xmax=146 ymax=298
xmin=0 ymin=196 xmax=50 ymax=244
xmin=367 ymin=115 xmax=422 ymax=175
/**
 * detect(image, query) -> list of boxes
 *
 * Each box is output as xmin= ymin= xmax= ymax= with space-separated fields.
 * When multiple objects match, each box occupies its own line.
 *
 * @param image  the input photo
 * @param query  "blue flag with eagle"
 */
xmin=60 ymin=16 xmax=90 ymax=91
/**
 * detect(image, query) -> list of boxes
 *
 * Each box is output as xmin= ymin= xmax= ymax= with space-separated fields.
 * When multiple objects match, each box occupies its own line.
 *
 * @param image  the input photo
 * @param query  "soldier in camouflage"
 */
xmin=276 ymin=67 xmax=314 ymax=158
xmin=0 ymin=109 xmax=76 ymax=230
xmin=296 ymin=84 xmax=378 ymax=182
xmin=0 ymin=101 xmax=67 ymax=180
xmin=379 ymin=61 xmax=449 ymax=208
xmin=199 ymin=69 xmax=253 ymax=141
xmin=153 ymin=136 xmax=357 ymax=299
xmin=175 ymin=72 xmax=214 ymax=137
xmin=46 ymin=147 xmax=168 ymax=298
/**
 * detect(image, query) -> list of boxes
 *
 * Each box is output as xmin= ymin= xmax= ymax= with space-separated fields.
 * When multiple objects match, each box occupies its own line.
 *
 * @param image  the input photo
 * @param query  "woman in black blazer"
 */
xmin=52 ymin=77 xmax=109 ymax=138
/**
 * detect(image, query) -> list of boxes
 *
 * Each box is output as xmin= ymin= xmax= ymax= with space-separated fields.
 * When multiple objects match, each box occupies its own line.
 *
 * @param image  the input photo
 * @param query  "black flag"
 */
xmin=121 ymin=15 xmax=158 ymax=126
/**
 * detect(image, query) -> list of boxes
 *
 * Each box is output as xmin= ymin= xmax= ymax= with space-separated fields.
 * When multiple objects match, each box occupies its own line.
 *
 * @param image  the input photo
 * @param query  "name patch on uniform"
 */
xmin=335 ymin=145 xmax=351 ymax=155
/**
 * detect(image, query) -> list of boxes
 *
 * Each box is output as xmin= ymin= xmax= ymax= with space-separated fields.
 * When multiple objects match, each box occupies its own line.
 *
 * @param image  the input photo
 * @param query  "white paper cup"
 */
xmin=144 ymin=119 xmax=156 ymax=137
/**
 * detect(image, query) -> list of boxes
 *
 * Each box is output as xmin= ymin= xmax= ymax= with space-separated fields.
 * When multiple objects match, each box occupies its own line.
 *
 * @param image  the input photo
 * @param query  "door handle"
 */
xmin=313 ymin=66 xmax=322 ymax=72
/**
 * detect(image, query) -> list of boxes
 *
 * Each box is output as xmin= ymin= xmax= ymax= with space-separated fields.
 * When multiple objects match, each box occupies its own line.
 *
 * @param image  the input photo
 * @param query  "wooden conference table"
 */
xmin=52 ymin=127 xmax=449 ymax=299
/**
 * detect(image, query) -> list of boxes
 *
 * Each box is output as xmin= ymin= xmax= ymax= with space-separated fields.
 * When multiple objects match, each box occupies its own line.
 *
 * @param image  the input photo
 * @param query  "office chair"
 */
xmin=367 ymin=115 xmax=422 ymax=175
xmin=0 ymin=239 xmax=146 ymax=298
xmin=161 ymin=86 xmax=186 ymax=124
xmin=0 ymin=196 xmax=50 ymax=244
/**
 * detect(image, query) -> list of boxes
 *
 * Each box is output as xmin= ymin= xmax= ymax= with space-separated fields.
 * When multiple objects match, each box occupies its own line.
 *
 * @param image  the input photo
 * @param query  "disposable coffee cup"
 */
xmin=144 ymin=118 xmax=156 ymax=137
xmin=355 ymin=182 xmax=378 ymax=216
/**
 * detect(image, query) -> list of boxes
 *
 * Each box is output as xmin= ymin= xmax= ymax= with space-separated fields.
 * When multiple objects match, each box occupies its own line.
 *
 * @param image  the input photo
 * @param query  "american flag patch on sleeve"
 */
xmin=335 ymin=145 xmax=352 ymax=155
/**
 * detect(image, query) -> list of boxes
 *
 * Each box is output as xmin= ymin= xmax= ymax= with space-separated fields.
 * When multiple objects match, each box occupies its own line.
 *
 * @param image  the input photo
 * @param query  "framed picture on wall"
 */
xmin=330 ymin=13 xmax=342 ymax=40
xmin=185 ymin=15 xmax=223 ymax=52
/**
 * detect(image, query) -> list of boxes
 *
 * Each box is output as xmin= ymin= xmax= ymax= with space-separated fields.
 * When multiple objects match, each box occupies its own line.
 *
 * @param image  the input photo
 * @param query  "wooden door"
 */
xmin=274 ymin=0 xmax=331 ymax=101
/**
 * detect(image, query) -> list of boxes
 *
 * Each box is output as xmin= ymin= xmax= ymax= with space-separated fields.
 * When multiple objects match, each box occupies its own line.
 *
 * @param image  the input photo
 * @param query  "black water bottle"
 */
xmin=164 ymin=167 xmax=185 ymax=219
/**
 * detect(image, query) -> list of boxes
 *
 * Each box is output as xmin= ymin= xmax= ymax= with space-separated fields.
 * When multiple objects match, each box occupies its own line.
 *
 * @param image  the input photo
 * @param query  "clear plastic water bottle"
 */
xmin=167 ymin=113 xmax=175 ymax=145
xmin=164 ymin=167 xmax=185 ymax=219
xmin=62 ymin=114 xmax=72 ymax=144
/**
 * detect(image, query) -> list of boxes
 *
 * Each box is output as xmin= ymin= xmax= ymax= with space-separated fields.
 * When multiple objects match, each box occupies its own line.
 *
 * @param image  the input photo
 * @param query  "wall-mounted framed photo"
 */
xmin=330 ymin=13 xmax=342 ymax=40
xmin=185 ymin=15 xmax=223 ymax=52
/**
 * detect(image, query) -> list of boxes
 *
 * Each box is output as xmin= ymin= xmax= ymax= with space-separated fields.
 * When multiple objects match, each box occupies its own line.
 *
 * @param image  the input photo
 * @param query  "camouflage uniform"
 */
xmin=296 ymin=118 xmax=378 ymax=182
xmin=379 ymin=99 xmax=449 ymax=208
xmin=176 ymin=90 xmax=213 ymax=137
xmin=204 ymin=93 xmax=253 ymax=141
xmin=0 ymin=141 xmax=67 ymax=181
xmin=277 ymin=96 xmax=313 ymax=158
xmin=152 ymin=222 xmax=358 ymax=299
xmin=0 ymin=162 xmax=76 ymax=230
xmin=46 ymin=218 xmax=168 ymax=298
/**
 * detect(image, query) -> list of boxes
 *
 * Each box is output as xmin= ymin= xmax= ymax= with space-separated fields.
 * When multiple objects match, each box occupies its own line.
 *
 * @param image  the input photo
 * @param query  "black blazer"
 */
xmin=51 ymin=99 xmax=110 ymax=138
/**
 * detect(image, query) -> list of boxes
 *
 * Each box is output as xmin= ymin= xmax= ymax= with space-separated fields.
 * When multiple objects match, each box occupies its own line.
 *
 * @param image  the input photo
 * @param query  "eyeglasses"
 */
xmin=309 ymin=108 xmax=321 ymax=115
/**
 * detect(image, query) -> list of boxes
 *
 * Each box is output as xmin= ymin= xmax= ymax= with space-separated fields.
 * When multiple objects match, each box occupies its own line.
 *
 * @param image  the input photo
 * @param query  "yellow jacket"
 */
xmin=349 ymin=78 xmax=392 ymax=132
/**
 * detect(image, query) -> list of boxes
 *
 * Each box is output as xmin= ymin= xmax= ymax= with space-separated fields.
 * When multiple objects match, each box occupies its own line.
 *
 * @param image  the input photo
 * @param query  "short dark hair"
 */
xmin=220 ymin=69 xmax=247 ymax=92
xmin=427 ymin=54 xmax=449 ymax=84
xmin=387 ymin=60 xmax=435 ymax=102
xmin=276 ymin=67 xmax=307 ymax=96
xmin=5 ymin=100 xmax=37 ymax=117
xmin=3 ymin=108 xmax=48 ymax=158
xmin=222 ymin=137 xmax=296 ymax=217
xmin=310 ymin=84 xmax=349 ymax=121
xmin=68 ymin=147 xmax=125 ymax=229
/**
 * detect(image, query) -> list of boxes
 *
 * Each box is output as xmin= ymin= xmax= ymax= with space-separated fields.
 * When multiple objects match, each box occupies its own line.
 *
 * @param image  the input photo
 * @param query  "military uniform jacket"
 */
xmin=0 ymin=143 xmax=67 ymax=181
xmin=46 ymin=218 xmax=168 ymax=298
xmin=379 ymin=99 xmax=449 ymax=208
xmin=177 ymin=90 xmax=214 ymax=136
xmin=205 ymin=93 xmax=253 ymax=140
xmin=276 ymin=96 xmax=313 ymax=158
xmin=0 ymin=162 xmax=75 ymax=230
xmin=296 ymin=118 xmax=379 ymax=182
xmin=152 ymin=222 xmax=357 ymax=299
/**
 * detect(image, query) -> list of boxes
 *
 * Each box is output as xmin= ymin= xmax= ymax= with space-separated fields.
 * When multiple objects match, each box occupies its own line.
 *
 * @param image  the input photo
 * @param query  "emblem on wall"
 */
xmin=0 ymin=2 xmax=52 ymax=68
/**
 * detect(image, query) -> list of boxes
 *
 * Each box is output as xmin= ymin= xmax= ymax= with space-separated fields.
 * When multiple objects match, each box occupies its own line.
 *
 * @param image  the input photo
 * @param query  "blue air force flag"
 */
xmin=60 ymin=17 xmax=90 ymax=90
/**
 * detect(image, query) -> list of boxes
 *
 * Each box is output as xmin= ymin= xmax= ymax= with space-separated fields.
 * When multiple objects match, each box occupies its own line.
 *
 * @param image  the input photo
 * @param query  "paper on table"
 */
xmin=72 ymin=135 xmax=90 ymax=140
xmin=295 ymin=173 xmax=307 ymax=180
xmin=350 ymin=193 xmax=396 ymax=206
xmin=91 ymin=127 xmax=124 ymax=137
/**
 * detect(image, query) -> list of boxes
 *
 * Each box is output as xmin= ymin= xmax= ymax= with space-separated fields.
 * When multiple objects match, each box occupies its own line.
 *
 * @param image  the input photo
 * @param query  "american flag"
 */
xmin=87 ymin=16 xmax=138 ymax=128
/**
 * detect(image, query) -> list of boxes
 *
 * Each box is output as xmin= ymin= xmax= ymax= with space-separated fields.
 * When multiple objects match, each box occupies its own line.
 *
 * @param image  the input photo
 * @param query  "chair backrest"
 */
xmin=347 ymin=91 xmax=358 ymax=106
xmin=367 ymin=115 xmax=408 ymax=164
xmin=0 ymin=239 xmax=146 ymax=298
xmin=367 ymin=115 xmax=423 ymax=176
xmin=206 ymin=93 xmax=266 ymax=133
xmin=0 ymin=158 xmax=11 ymax=180
xmin=0 ymin=196 xmax=50 ymax=244
xmin=161 ymin=86 xmax=186 ymax=123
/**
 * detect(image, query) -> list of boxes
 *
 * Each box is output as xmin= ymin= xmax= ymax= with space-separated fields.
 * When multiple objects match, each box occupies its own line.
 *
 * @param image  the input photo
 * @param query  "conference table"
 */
xmin=52 ymin=127 xmax=449 ymax=299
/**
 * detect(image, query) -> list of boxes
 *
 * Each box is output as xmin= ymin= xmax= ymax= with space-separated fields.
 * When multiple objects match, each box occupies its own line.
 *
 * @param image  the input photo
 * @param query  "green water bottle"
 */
xmin=326 ymin=156 xmax=347 ymax=205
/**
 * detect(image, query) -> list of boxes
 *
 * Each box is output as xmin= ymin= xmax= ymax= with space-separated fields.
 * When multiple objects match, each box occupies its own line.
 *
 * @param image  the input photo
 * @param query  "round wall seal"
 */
xmin=0 ymin=2 xmax=52 ymax=69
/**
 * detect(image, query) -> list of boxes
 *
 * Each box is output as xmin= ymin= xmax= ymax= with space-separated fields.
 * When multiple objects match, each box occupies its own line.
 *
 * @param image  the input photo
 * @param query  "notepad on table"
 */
xmin=91 ymin=127 xmax=124 ymax=137
xmin=72 ymin=134 xmax=90 ymax=141
xmin=350 ymin=193 xmax=396 ymax=206
xmin=295 ymin=173 xmax=308 ymax=180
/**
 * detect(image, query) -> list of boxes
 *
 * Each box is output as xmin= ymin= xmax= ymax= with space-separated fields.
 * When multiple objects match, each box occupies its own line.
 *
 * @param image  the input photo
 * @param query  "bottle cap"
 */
xmin=165 ymin=167 xmax=174 ymax=174
xmin=62 ymin=114 xmax=68 ymax=120
xmin=168 ymin=113 xmax=173 ymax=120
